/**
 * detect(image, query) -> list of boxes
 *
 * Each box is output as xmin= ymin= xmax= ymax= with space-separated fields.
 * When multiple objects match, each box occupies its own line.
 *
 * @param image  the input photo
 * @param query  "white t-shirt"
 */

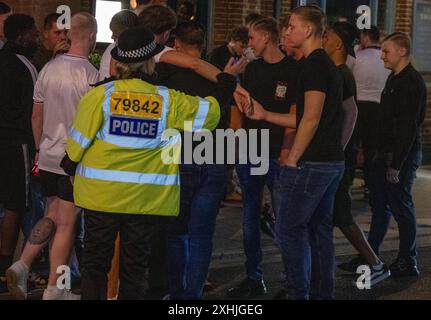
xmin=33 ymin=54 xmax=99 ymax=175
xmin=99 ymin=42 xmax=116 ymax=81
xmin=350 ymin=47 xmax=391 ymax=104
xmin=154 ymin=46 xmax=174 ymax=64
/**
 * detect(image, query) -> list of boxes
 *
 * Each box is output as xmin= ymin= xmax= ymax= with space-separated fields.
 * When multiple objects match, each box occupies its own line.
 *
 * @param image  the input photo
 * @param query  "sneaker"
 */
xmin=389 ymin=258 xmax=420 ymax=278
xmin=42 ymin=287 xmax=81 ymax=300
xmin=227 ymin=278 xmax=267 ymax=298
xmin=369 ymin=263 xmax=391 ymax=287
xmin=6 ymin=261 xmax=29 ymax=300
xmin=338 ymin=256 xmax=366 ymax=273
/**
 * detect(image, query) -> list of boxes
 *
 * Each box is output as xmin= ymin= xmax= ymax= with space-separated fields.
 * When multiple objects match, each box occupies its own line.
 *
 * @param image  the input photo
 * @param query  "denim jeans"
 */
xmin=368 ymin=146 xmax=422 ymax=265
xmin=167 ymin=164 xmax=226 ymax=300
xmin=236 ymin=159 xmax=281 ymax=281
xmin=276 ymin=161 xmax=344 ymax=300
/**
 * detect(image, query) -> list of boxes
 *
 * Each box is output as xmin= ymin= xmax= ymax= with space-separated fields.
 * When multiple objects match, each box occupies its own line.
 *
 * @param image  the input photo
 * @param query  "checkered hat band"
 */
xmin=117 ymin=41 xmax=157 ymax=59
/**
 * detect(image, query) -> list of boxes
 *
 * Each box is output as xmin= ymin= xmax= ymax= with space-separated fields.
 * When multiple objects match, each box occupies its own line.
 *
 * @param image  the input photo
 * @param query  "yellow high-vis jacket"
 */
xmin=66 ymin=79 xmax=220 ymax=216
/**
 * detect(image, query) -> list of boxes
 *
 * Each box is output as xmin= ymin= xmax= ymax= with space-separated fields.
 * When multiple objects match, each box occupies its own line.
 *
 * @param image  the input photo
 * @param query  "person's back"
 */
xmin=34 ymin=54 xmax=98 ymax=174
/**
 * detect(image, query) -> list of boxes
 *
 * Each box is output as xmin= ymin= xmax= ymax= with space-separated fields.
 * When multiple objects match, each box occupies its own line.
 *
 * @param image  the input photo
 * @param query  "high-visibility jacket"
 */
xmin=66 ymin=78 xmax=220 ymax=216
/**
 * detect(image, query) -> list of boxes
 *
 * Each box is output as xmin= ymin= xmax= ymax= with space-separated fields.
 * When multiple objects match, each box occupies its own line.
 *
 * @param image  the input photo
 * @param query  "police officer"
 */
xmin=368 ymin=32 xmax=427 ymax=277
xmin=61 ymin=26 xmax=238 ymax=300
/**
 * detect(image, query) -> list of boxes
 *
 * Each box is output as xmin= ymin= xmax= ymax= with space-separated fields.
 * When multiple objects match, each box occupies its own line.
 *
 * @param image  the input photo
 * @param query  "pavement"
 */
xmin=1 ymin=167 xmax=431 ymax=300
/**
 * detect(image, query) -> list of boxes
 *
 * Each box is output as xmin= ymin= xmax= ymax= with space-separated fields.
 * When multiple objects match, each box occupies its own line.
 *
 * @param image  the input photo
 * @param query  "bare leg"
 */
xmin=19 ymin=197 xmax=59 ymax=268
xmin=339 ymin=223 xmax=381 ymax=266
xmin=47 ymin=199 xmax=78 ymax=286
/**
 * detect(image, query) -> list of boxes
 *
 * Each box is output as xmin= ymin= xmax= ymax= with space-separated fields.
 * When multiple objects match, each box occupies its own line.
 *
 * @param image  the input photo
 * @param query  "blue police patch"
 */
xmin=109 ymin=116 xmax=159 ymax=139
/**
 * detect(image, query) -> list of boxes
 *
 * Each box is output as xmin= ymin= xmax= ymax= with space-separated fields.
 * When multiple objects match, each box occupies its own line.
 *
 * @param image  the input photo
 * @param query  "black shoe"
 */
xmin=338 ymin=256 xmax=366 ymax=273
xmin=369 ymin=263 xmax=391 ymax=287
xmin=389 ymin=258 xmax=420 ymax=277
xmin=227 ymin=278 xmax=267 ymax=298
xmin=272 ymin=289 xmax=288 ymax=300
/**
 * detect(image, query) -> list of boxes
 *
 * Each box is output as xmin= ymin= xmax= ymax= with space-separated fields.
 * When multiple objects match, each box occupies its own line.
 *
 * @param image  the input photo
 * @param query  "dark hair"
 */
xmin=250 ymin=17 xmax=279 ymax=44
xmin=361 ymin=25 xmax=380 ymax=43
xmin=111 ymin=10 xmax=139 ymax=29
xmin=226 ymin=26 xmax=248 ymax=45
xmin=291 ymin=5 xmax=326 ymax=37
xmin=136 ymin=0 xmax=152 ymax=5
xmin=174 ymin=21 xmax=205 ymax=50
xmin=0 ymin=2 xmax=11 ymax=15
xmin=139 ymin=5 xmax=177 ymax=35
xmin=279 ymin=14 xmax=291 ymax=29
xmin=4 ymin=14 xmax=35 ymax=42
xmin=245 ymin=12 xmax=266 ymax=26
xmin=43 ymin=13 xmax=62 ymax=30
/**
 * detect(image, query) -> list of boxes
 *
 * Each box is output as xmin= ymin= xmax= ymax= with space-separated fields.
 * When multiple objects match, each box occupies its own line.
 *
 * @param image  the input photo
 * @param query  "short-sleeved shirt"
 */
xmin=99 ymin=42 xmax=116 ymax=81
xmin=296 ymin=48 xmax=344 ymax=162
xmin=154 ymin=46 xmax=174 ymax=64
xmin=33 ymin=54 xmax=99 ymax=175
xmin=243 ymin=56 xmax=299 ymax=158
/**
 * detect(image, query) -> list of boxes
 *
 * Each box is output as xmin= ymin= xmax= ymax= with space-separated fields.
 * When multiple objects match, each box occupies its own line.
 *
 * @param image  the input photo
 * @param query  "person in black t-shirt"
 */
xmin=323 ymin=22 xmax=391 ymax=285
xmin=241 ymin=6 xmax=345 ymax=300
xmin=368 ymin=32 xmax=427 ymax=278
xmin=156 ymin=22 xmax=237 ymax=300
xmin=226 ymin=17 xmax=299 ymax=299
xmin=209 ymin=26 xmax=249 ymax=71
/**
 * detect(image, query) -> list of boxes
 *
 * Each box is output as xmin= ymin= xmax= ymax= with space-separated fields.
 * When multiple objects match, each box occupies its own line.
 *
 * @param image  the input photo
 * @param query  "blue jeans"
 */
xmin=368 ymin=147 xmax=422 ymax=265
xmin=167 ymin=164 xmax=226 ymax=300
xmin=236 ymin=159 xmax=281 ymax=281
xmin=276 ymin=161 xmax=344 ymax=300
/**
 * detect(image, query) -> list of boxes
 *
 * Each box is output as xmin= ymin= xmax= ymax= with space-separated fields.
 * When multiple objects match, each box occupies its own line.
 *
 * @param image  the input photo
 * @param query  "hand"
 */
xmin=224 ymin=57 xmax=248 ymax=76
xmin=53 ymin=40 xmax=70 ymax=57
xmin=245 ymin=98 xmax=267 ymax=121
xmin=233 ymin=84 xmax=251 ymax=113
xmin=386 ymin=167 xmax=400 ymax=184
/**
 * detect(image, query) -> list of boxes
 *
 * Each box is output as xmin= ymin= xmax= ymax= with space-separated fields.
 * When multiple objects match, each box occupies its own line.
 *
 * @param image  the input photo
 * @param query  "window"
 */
xmin=94 ymin=0 xmax=123 ymax=43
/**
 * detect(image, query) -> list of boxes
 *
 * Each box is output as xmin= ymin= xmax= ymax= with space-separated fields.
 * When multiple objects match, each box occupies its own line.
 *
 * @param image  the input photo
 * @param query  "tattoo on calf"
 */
xmin=28 ymin=217 xmax=57 ymax=245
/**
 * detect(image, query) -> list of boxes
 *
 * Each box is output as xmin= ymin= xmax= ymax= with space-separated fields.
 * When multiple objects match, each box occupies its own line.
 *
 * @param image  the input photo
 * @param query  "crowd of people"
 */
xmin=0 ymin=0 xmax=427 ymax=300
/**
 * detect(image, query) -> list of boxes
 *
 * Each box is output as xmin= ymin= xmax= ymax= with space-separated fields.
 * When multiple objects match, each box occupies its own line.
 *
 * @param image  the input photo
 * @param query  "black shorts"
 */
xmin=0 ymin=142 xmax=31 ymax=213
xmin=39 ymin=170 xmax=74 ymax=203
xmin=333 ymin=167 xmax=356 ymax=228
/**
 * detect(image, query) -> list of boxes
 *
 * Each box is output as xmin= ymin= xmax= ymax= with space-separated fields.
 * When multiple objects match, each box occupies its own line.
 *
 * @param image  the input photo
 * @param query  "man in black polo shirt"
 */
xmin=0 ymin=14 xmax=39 ymax=291
xmin=244 ymin=6 xmax=344 ymax=299
xmin=368 ymin=32 xmax=427 ymax=277
xmin=156 ymin=22 xmax=237 ymax=299
xmin=227 ymin=17 xmax=298 ymax=298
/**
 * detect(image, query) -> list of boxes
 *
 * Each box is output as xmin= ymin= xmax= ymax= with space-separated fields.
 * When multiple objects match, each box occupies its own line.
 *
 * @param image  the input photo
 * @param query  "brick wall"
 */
xmin=212 ymin=0 xmax=292 ymax=48
xmin=4 ymin=0 xmax=91 ymax=31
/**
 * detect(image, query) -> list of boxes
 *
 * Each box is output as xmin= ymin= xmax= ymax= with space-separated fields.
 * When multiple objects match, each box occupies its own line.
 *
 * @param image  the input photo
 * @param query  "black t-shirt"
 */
xmin=338 ymin=64 xmax=358 ymax=167
xmin=296 ymin=48 xmax=344 ymax=162
xmin=209 ymin=44 xmax=235 ymax=71
xmin=156 ymin=62 xmax=234 ymax=164
xmin=378 ymin=64 xmax=427 ymax=169
xmin=243 ymin=56 xmax=299 ymax=158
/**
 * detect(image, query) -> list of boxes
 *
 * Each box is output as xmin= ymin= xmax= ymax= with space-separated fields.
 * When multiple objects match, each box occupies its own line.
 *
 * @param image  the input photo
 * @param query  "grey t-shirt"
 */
xmin=33 ymin=54 xmax=99 ymax=175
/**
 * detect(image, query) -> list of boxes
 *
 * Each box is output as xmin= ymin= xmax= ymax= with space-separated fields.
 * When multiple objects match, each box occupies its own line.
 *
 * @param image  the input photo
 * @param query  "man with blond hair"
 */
xmin=7 ymin=12 xmax=99 ymax=300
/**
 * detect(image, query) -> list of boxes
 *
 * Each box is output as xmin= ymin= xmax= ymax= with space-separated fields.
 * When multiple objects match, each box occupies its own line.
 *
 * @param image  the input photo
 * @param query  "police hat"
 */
xmin=111 ymin=26 xmax=164 ymax=63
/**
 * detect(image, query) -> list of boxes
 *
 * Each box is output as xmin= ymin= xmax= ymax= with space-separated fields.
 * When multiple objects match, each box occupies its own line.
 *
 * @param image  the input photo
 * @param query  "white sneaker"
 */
xmin=42 ymin=287 xmax=81 ymax=300
xmin=6 ymin=261 xmax=29 ymax=300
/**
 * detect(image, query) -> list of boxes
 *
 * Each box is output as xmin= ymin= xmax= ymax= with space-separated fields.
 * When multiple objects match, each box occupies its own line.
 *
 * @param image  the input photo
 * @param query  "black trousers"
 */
xmin=357 ymin=101 xmax=380 ymax=188
xmin=81 ymin=209 xmax=160 ymax=300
